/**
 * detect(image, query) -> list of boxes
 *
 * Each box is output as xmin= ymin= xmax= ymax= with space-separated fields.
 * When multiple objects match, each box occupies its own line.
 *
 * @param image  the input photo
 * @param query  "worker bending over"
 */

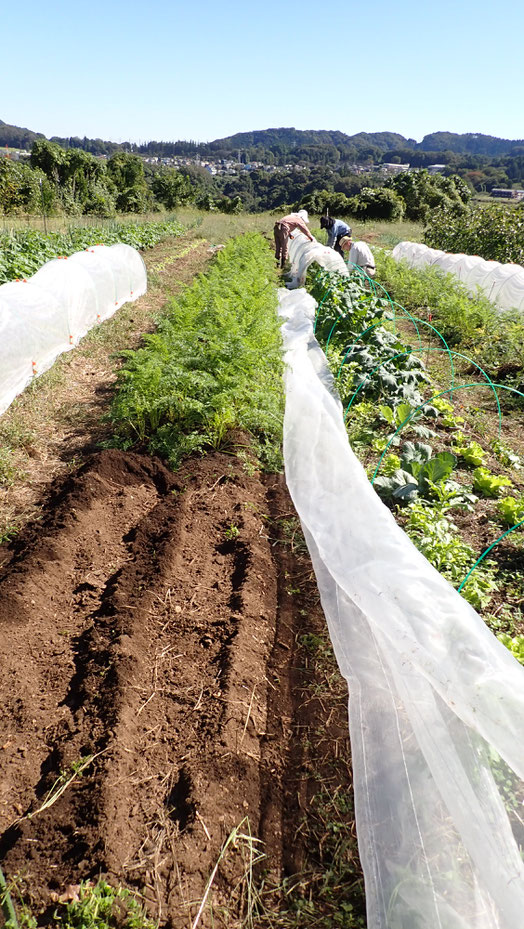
xmin=339 ymin=235 xmax=376 ymax=277
xmin=274 ymin=210 xmax=313 ymax=269
xmin=320 ymin=215 xmax=352 ymax=256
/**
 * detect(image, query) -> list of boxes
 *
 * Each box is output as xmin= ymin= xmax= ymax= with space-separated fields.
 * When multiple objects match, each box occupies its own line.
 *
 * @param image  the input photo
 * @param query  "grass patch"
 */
xmin=0 ymin=878 xmax=157 ymax=929
xmin=172 ymin=208 xmax=276 ymax=244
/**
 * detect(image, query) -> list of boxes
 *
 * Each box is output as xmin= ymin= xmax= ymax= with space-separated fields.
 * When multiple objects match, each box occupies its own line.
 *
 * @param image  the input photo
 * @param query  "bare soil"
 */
xmin=0 ymin=445 xmax=339 ymax=927
xmin=0 ymin=234 xmax=361 ymax=928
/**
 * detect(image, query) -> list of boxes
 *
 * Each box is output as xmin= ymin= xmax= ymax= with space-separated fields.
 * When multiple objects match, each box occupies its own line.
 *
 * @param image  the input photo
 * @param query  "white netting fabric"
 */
xmin=279 ymin=285 xmax=524 ymax=929
xmin=0 ymin=244 xmax=146 ymax=415
xmin=287 ymin=231 xmax=349 ymax=286
xmin=392 ymin=241 xmax=524 ymax=312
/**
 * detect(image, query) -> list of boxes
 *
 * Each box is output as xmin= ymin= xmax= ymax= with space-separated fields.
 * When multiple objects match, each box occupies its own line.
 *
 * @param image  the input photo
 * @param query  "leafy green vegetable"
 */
xmin=498 ymin=634 xmax=524 ymax=665
xmin=451 ymin=439 xmax=486 ymax=467
xmin=0 ymin=219 xmax=184 ymax=284
xmin=496 ymin=495 xmax=524 ymax=527
xmin=406 ymin=503 xmax=499 ymax=610
xmin=472 ymin=467 xmax=513 ymax=498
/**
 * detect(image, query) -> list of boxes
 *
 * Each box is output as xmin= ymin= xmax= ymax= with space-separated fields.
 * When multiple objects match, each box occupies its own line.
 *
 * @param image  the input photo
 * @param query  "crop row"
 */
xmin=375 ymin=249 xmax=524 ymax=394
xmin=107 ymin=233 xmax=283 ymax=469
xmin=307 ymin=265 xmax=524 ymax=659
xmin=0 ymin=218 xmax=185 ymax=284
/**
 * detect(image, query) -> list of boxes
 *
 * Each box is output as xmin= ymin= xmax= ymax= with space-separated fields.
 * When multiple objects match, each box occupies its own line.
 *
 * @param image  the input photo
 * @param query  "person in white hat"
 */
xmin=274 ymin=209 xmax=313 ymax=268
xmin=339 ymin=235 xmax=376 ymax=277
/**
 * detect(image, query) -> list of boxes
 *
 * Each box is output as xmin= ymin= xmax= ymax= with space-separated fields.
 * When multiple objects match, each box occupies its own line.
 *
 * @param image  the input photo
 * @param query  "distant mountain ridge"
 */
xmin=208 ymin=127 xmax=415 ymax=153
xmin=0 ymin=119 xmax=45 ymax=149
xmin=2 ymin=118 xmax=524 ymax=159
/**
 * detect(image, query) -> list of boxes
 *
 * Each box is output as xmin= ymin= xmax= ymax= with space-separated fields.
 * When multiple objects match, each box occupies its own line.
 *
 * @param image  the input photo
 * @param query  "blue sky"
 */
xmin=2 ymin=0 xmax=523 ymax=145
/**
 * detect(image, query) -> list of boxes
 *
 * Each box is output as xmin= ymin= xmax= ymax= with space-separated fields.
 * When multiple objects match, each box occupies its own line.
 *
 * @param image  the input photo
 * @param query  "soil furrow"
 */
xmin=0 ymin=441 xmax=342 ymax=927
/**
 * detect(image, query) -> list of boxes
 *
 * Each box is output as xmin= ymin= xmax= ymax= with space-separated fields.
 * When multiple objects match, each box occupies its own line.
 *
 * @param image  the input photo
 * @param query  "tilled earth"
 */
xmin=0 ymin=444 xmax=352 ymax=927
xmin=0 ymin=233 xmax=360 ymax=928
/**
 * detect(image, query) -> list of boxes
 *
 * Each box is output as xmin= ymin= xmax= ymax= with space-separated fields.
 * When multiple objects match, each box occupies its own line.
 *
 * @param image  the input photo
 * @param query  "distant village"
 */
xmin=0 ymin=147 xmax=446 ymax=176
xmin=2 ymin=147 xmax=524 ymax=199
xmin=140 ymin=156 xmax=444 ymax=179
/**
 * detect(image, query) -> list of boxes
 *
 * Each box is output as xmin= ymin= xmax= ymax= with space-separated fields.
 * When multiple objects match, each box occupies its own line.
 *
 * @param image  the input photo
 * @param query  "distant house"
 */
xmin=427 ymin=165 xmax=447 ymax=174
xmin=491 ymin=188 xmax=520 ymax=199
xmin=380 ymin=163 xmax=410 ymax=175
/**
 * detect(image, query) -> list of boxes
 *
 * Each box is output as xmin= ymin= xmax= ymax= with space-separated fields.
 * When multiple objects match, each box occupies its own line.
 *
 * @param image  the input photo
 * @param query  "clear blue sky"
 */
xmin=2 ymin=0 xmax=523 ymax=145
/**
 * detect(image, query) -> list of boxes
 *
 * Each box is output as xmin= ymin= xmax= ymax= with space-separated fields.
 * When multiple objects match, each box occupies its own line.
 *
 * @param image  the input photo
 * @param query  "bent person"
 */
xmin=338 ymin=236 xmax=376 ymax=277
xmin=320 ymin=215 xmax=352 ymax=256
xmin=274 ymin=210 xmax=313 ymax=269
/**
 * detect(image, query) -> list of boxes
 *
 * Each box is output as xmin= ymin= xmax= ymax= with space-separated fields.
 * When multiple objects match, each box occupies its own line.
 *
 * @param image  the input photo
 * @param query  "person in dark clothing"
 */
xmin=320 ymin=215 xmax=353 ymax=256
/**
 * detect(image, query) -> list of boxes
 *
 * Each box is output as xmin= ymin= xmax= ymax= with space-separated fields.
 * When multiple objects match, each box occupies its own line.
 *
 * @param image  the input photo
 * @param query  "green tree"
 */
xmin=385 ymin=169 xmax=469 ymax=220
xmin=352 ymin=187 xmax=405 ymax=220
xmin=30 ymin=139 xmax=66 ymax=183
xmin=0 ymin=159 xmax=53 ymax=214
xmin=107 ymin=152 xmax=150 ymax=212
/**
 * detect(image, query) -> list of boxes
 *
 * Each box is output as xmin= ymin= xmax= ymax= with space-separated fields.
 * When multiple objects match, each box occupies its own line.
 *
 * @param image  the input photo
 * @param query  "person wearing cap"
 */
xmin=320 ymin=216 xmax=352 ymax=256
xmin=339 ymin=236 xmax=376 ymax=277
xmin=274 ymin=209 xmax=314 ymax=269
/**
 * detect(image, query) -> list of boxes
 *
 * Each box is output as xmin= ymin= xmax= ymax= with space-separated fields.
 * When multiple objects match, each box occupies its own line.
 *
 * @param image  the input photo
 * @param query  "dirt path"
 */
xmin=0 ymin=234 xmax=213 ymax=541
xmin=0 ymin=234 xmax=363 ymax=927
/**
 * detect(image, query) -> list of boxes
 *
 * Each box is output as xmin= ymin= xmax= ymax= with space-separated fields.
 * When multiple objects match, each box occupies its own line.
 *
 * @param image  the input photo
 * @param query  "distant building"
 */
xmin=427 ymin=165 xmax=447 ymax=174
xmin=380 ymin=163 xmax=410 ymax=175
xmin=491 ymin=188 xmax=520 ymax=199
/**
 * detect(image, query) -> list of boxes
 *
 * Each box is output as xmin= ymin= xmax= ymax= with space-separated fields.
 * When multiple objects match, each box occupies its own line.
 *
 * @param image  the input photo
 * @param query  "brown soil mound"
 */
xmin=0 ymin=445 xmax=355 ymax=927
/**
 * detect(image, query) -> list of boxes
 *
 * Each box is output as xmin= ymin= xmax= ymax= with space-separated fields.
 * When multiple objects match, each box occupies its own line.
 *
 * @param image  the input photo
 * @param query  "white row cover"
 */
xmin=287 ymin=231 xmax=349 ymax=286
xmin=0 ymin=244 xmax=147 ymax=416
xmin=279 ymin=285 xmax=524 ymax=929
xmin=392 ymin=241 xmax=524 ymax=312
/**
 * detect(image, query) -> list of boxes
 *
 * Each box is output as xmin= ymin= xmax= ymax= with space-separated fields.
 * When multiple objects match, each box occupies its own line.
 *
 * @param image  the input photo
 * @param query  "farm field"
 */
xmin=0 ymin=226 xmax=365 ymax=928
xmin=2 ymin=212 xmax=524 ymax=928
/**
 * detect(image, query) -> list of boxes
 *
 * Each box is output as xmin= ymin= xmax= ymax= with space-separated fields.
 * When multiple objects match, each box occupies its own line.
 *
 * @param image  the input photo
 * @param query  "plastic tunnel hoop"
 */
xmin=336 ymin=322 xmax=385 ymax=380
xmin=334 ymin=305 xmax=433 ymax=382
xmin=278 ymin=285 xmax=524 ymax=928
xmin=314 ymin=262 xmax=380 ymax=335
xmin=335 ymin=305 xmax=449 ymax=383
xmin=347 ymin=261 xmax=377 ymax=294
xmin=458 ymin=519 xmax=524 ymax=594
xmin=364 ymin=275 xmax=401 ymax=336
xmin=393 ymin=305 xmax=452 ymax=380
xmin=371 ymin=382 xmax=524 ymax=485
xmin=372 ymin=276 xmax=395 ymax=309
xmin=325 ymin=315 xmax=346 ymax=352
xmin=343 ymin=350 xmax=415 ymax=419
xmin=313 ymin=284 xmax=335 ymax=332
xmin=344 ymin=347 xmax=502 ymax=433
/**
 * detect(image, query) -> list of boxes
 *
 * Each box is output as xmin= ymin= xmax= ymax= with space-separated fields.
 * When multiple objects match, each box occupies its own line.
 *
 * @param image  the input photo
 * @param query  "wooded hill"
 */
xmin=2 ymin=119 xmax=524 ymax=162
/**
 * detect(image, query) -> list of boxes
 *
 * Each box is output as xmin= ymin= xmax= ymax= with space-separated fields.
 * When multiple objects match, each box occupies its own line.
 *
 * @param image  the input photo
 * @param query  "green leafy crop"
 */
xmin=0 ymin=219 xmax=184 ymax=284
xmin=472 ymin=467 xmax=513 ymax=498
xmin=406 ymin=503 xmax=498 ymax=610
xmin=496 ymin=495 xmax=524 ymax=527
xmin=374 ymin=442 xmax=459 ymax=504
xmin=451 ymin=439 xmax=486 ymax=467
xmin=109 ymin=233 xmax=282 ymax=469
xmin=497 ymin=633 xmax=524 ymax=666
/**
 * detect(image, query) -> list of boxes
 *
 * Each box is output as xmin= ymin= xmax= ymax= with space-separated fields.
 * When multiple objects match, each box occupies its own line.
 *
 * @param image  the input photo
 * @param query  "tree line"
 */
xmin=0 ymin=138 xmax=498 ymax=223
